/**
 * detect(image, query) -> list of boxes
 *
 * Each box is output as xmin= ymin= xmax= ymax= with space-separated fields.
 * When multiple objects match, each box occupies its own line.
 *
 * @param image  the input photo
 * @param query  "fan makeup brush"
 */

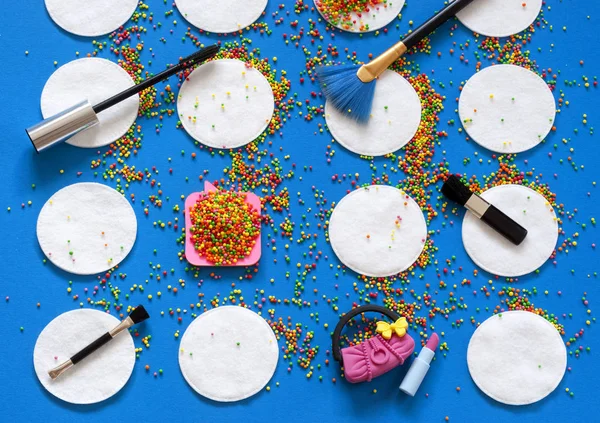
xmin=27 ymin=44 xmax=220 ymax=153
xmin=317 ymin=0 xmax=476 ymax=123
xmin=442 ymin=175 xmax=528 ymax=246
xmin=48 ymin=305 xmax=150 ymax=380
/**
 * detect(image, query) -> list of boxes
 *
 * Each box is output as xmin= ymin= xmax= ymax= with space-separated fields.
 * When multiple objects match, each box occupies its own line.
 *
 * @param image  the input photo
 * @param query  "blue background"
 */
xmin=1 ymin=1 xmax=598 ymax=422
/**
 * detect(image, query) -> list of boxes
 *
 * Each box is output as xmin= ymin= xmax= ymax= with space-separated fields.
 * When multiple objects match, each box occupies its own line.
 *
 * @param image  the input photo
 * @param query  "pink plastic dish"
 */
xmin=184 ymin=181 xmax=262 ymax=267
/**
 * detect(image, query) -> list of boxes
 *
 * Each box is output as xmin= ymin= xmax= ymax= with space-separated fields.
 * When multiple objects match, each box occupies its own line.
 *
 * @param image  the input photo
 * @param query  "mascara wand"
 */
xmin=27 ymin=44 xmax=220 ymax=153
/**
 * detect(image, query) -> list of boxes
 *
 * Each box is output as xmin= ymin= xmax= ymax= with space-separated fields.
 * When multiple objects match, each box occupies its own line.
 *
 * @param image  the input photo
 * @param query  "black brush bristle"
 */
xmin=441 ymin=175 xmax=473 ymax=206
xmin=129 ymin=305 xmax=150 ymax=324
xmin=183 ymin=44 xmax=220 ymax=65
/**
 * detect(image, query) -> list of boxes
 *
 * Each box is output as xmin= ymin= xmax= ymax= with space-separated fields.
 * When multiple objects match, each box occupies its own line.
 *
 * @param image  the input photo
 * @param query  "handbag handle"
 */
xmin=332 ymin=305 xmax=400 ymax=363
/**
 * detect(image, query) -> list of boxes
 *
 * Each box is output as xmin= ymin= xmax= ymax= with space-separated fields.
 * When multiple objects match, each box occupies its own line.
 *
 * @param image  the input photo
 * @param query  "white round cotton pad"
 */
xmin=324 ymin=70 xmax=421 ymax=156
xmin=467 ymin=311 xmax=566 ymax=405
xmin=177 ymin=59 xmax=275 ymax=149
xmin=179 ymin=306 xmax=279 ymax=402
xmin=458 ymin=64 xmax=555 ymax=154
xmin=45 ymin=0 xmax=138 ymax=37
xmin=34 ymin=309 xmax=135 ymax=405
xmin=176 ymin=0 xmax=267 ymax=33
xmin=37 ymin=183 xmax=137 ymax=275
xmin=462 ymin=184 xmax=558 ymax=277
xmin=314 ymin=0 xmax=405 ymax=33
xmin=328 ymin=185 xmax=427 ymax=277
xmin=457 ymin=0 xmax=542 ymax=38
xmin=41 ymin=58 xmax=139 ymax=148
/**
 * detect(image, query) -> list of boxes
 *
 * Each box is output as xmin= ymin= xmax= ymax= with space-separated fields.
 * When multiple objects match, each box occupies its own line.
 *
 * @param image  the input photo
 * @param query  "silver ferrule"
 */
xmin=26 ymin=100 xmax=99 ymax=153
xmin=109 ymin=316 xmax=134 ymax=337
xmin=465 ymin=194 xmax=490 ymax=219
xmin=48 ymin=359 xmax=74 ymax=380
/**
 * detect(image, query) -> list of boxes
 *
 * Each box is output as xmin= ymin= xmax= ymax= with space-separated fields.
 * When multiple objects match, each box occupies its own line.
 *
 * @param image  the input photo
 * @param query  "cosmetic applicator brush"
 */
xmin=48 ymin=305 xmax=150 ymax=380
xmin=442 ymin=175 xmax=528 ymax=246
xmin=317 ymin=0 xmax=476 ymax=123
xmin=27 ymin=44 xmax=220 ymax=153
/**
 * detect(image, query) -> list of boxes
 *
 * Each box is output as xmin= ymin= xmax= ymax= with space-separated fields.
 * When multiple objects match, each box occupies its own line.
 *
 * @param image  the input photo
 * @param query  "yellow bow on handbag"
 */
xmin=376 ymin=317 xmax=408 ymax=340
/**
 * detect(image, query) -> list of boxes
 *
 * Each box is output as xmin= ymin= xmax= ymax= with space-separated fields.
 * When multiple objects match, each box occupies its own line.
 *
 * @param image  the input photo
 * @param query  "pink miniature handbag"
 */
xmin=333 ymin=305 xmax=415 ymax=383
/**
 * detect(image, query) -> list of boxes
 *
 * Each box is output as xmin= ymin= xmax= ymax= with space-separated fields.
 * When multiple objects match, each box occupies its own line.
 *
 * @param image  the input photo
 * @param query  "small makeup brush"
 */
xmin=27 ymin=44 xmax=220 ymax=153
xmin=48 ymin=305 xmax=150 ymax=380
xmin=317 ymin=0 xmax=476 ymax=123
xmin=442 ymin=175 xmax=528 ymax=246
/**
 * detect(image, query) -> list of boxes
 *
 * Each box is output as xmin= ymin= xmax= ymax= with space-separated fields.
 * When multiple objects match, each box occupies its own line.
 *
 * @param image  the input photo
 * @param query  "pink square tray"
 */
xmin=184 ymin=181 xmax=262 ymax=267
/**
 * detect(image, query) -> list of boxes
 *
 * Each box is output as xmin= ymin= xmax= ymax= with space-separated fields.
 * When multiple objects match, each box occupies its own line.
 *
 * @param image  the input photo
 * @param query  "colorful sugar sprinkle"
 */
xmin=189 ymin=190 xmax=261 ymax=265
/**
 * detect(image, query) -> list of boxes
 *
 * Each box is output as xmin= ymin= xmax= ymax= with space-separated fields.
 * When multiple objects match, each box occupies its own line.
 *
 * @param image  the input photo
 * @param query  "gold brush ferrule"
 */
xmin=48 ymin=359 xmax=73 ymax=380
xmin=357 ymin=41 xmax=408 ymax=83
xmin=465 ymin=194 xmax=491 ymax=219
xmin=109 ymin=316 xmax=134 ymax=338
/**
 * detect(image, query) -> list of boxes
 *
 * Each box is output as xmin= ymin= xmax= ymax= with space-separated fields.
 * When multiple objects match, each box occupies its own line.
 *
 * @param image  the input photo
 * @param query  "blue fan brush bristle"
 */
xmin=317 ymin=64 xmax=376 ymax=124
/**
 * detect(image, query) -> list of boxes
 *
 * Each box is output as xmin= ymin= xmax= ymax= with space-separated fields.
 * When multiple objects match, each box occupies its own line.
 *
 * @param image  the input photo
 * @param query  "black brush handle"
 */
xmin=403 ymin=0 xmax=476 ymax=50
xmin=93 ymin=44 xmax=219 ymax=114
xmin=70 ymin=332 xmax=113 ymax=364
xmin=481 ymin=205 xmax=528 ymax=246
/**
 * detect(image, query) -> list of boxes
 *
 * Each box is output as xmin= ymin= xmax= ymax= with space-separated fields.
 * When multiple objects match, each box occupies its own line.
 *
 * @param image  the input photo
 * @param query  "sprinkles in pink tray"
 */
xmin=184 ymin=181 xmax=262 ymax=266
